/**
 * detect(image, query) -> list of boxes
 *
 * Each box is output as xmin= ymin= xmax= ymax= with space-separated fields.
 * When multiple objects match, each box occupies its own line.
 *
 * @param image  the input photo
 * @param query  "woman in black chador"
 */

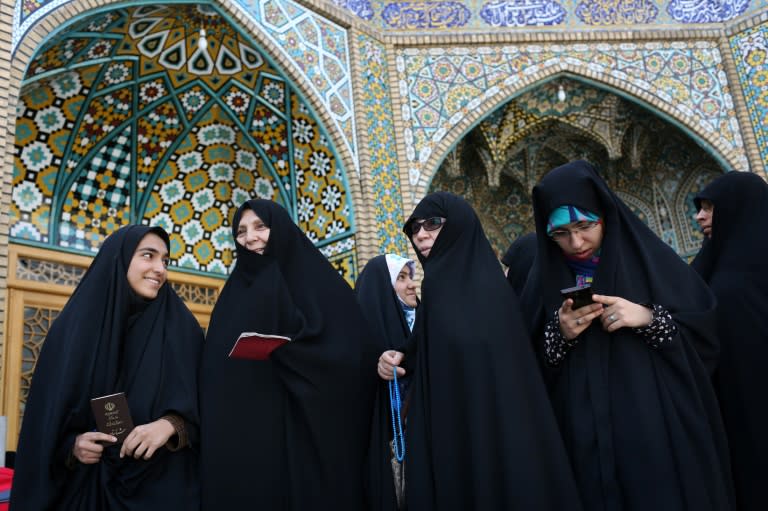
xmin=692 ymin=171 xmax=768 ymax=511
xmin=355 ymin=254 xmax=418 ymax=510
xmin=199 ymin=199 xmax=377 ymax=510
xmin=501 ymin=232 xmax=537 ymax=296
xmin=11 ymin=225 xmax=204 ymax=510
xmin=521 ymin=160 xmax=734 ymax=511
xmin=378 ymin=191 xmax=582 ymax=510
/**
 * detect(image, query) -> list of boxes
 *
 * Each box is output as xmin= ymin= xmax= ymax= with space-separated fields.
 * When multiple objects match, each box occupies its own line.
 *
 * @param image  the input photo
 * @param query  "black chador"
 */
xmin=199 ymin=199 xmax=377 ymax=510
xmin=11 ymin=225 xmax=204 ymax=510
xmin=693 ymin=171 xmax=768 ymax=511
xmin=399 ymin=192 xmax=582 ymax=510
xmin=501 ymin=232 xmax=537 ymax=296
xmin=521 ymin=160 xmax=734 ymax=511
xmin=355 ymin=255 xmax=415 ymax=510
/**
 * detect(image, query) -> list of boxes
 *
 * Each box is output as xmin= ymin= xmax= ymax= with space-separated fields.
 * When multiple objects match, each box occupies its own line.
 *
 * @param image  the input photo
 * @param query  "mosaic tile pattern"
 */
xmin=356 ymin=34 xmax=409 ymax=254
xmin=320 ymin=236 xmax=358 ymax=286
xmin=16 ymin=0 xmax=768 ymax=56
xmin=232 ymin=0 xmax=359 ymax=172
xmin=667 ymin=0 xmax=749 ymax=23
xmin=430 ymin=97 xmax=725 ymax=259
xmin=480 ymin=0 xmax=566 ymax=26
xmin=333 ymin=0 xmax=374 ymax=19
xmin=381 ymin=2 xmax=472 ymax=29
xmin=12 ymin=5 xmax=358 ymax=278
xmin=396 ymin=43 xmax=746 ymax=190
xmin=575 ymin=0 xmax=658 ymax=25
xmin=334 ymin=0 xmax=768 ymax=27
xmin=730 ymin=21 xmax=768 ymax=171
xmin=13 ymin=1 xmax=359 ymax=174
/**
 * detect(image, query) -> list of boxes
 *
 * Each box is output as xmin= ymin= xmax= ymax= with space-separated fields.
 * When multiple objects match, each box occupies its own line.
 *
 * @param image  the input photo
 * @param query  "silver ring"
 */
xmin=576 ymin=318 xmax=582 ymax=325
xmin=609 ymin=314 xmax=617 ymax=322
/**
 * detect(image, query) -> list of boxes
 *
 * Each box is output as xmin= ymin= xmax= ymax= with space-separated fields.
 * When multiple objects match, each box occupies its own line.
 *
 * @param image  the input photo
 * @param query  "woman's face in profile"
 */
xmin=236 ymin=208 xmax=271 ymax=254
xmin=394 ymin=265 xmax=418 ymax=307
xmin=126 ymin=233 xmax=169 ymax=299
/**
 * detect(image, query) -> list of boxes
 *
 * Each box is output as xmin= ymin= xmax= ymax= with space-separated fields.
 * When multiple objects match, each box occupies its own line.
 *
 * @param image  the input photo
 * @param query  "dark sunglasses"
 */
xmin=409 ymin=217 xmax=446 ymax=235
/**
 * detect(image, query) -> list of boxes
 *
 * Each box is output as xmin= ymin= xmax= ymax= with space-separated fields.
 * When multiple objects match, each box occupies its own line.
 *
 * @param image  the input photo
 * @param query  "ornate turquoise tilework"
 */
xmin=481 ymin=0 xmax=566 ymax=26
xmin=14 ymin=0 xmax=768 ymax=54
xmin=333 ymin=0 xmax=374 ymax=19
xmin=381 ymin=2 xmax=472 ymax=29
xmin=668 ymin=0 xmax=749 ymax=23
xmin=396 ymin=43 xmax=747 ymax=189
xmin=730 ymin=21 xmax=768 ymax=172
xmin=335 ymin=0 xmax=768 ymax=29
xmin=12 ymin=5 xmax=358 ymax=280
xmin=357 ymin=33 xmax=409 ymax=254
xmin=430 ymin=96 xmax=726 ymax=259
xmin=232 ymin=0 xmax=359 ymax=172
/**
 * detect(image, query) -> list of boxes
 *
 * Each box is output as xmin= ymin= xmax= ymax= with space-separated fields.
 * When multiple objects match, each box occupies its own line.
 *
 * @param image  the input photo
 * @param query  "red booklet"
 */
xmin=228 ymin=332 xmax=291 ymax=360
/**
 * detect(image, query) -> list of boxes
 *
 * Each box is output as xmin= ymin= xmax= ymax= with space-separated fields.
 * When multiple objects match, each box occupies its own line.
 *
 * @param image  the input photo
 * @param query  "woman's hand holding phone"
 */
xmin=559 ymin=297 xmax=604 ymax=340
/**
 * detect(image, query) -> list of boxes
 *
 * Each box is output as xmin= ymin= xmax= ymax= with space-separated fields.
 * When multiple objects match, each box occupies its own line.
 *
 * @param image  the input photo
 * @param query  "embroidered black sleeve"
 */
xmin=161 ymin=414 xmax=189 ymax=452
xmin=632 ymin=303 xmax=677 ymax=349
xmin=544 ymin=309 xmax=580 ymax=367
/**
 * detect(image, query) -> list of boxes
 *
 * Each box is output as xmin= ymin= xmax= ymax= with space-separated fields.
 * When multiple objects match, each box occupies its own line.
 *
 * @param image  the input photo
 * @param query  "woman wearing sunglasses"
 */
xmin=521 ymin=160 xmax=734 ymax=511
xmin=378 ymin=191 xmax=581 ymax=510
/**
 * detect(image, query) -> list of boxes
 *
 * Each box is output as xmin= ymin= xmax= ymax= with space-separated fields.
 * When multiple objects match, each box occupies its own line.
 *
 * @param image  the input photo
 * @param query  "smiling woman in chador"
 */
xmin=11 ymin=225 xmax=204 ymax=510
xmin=199 ymin=199 xmax=377 ymax=510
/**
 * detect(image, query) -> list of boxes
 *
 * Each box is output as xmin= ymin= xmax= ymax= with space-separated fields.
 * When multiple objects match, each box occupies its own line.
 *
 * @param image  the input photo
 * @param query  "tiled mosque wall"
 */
xmin=10 ymin=4 xmax=361 ymax=282
xmin=2 ymin=0 xmax=767 ymax=289
xmin=332 ymin=0 xmax=768 ymax=28
xmin=430 ymin=91 xmax=724 ymax=259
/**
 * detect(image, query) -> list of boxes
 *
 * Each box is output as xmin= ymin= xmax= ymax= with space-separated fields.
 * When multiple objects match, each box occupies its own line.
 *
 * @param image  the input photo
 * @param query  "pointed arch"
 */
xmin=8 ymin=0 xmax=361 ymax=205
xmin=411 ymin=64 xmax=746 ymax=202
xmin=6 ymin=2 xmax=363 ymax=282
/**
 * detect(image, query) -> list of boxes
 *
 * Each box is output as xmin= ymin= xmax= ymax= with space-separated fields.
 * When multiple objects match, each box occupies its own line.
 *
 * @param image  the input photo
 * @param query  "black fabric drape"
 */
xmin=521 ymin=160 xmax=733 ymax=511
xmin=692 ymin=171 xmax=768 ymax=511
xmin=199 ymin=199 xmax=377 ymax=510
xmin=355 ymin=255 xmax=413 ymax=510
xmin=502 ymin=232 xmax=537 ymax=296
xmin=11 ymin=225 xmax=203 ymax=511
xmin=400 ymin=192 xmax=582 ymax=510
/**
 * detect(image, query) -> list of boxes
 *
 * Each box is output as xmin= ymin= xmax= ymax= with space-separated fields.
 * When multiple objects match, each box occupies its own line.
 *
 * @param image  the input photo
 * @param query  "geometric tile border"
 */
xmin=232 ymin=0 xmax=359 ymax=173
xmin=355 ymin=32 xmax=409 ymax=254
xmin=332 ymin=0 xmax=766 ymax=28
xmin=395 ymin=42 xmax=749 ymax=195
xmin=18 ymin=0 xmax=768 ymax=46
xmin=730 ymin=20 xmax=768 ymax=170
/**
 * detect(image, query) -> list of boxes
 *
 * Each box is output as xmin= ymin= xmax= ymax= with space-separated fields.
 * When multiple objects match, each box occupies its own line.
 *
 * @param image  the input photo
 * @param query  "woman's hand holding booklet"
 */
xmin=228 ymin=332 xmax=291 ymax=360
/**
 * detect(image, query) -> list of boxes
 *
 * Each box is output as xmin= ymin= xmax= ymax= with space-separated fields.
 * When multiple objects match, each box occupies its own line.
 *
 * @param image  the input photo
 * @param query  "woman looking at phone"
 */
xmin=521 ymin=160 xmax=734 ymax=511
xmin=547 ymin=208 xmax=657 ymax=348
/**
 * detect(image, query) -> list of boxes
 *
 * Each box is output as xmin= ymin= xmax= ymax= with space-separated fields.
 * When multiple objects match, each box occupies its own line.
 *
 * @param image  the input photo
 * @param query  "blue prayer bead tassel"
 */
xmin=389 ymin=370 xmax=406 ymax=462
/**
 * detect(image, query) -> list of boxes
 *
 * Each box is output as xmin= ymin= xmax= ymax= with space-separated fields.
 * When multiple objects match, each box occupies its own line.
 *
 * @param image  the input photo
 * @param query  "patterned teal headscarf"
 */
xmin=547 ymin=205 xmax=601 ymax=235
